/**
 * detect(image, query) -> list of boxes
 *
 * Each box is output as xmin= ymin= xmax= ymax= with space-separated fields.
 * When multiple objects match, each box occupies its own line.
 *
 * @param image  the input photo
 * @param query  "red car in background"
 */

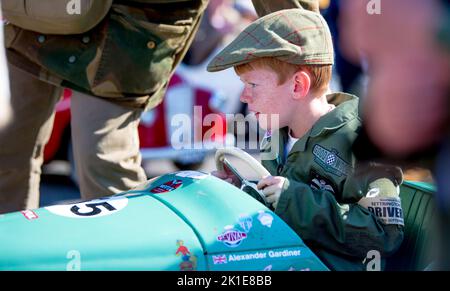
xmin=43 ymin=72 xmax=234 ymax=177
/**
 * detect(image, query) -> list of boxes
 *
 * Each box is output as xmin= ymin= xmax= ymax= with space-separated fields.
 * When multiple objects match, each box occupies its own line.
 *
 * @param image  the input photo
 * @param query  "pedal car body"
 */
xmin=0 ymin=171 xmax=328 ymax=271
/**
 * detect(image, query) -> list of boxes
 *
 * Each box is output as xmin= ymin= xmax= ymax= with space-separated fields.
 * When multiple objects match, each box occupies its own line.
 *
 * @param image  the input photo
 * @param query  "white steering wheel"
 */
xmin=215 ymin=147 xmax=271 ymax=206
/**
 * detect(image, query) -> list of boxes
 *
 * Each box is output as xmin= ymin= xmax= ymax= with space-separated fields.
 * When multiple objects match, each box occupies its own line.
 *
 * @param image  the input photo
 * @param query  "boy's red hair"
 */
xmin=235 ymin=57 xmax=332 ymax=95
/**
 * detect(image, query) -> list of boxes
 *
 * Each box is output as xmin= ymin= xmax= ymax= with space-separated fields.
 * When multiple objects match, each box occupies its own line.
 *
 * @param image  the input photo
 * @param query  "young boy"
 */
xmin=208 ymin=8 xmax=404 ymax=271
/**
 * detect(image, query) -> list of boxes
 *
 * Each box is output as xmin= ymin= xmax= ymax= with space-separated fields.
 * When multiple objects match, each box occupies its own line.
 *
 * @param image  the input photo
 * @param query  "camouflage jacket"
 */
xmin=261 ymin=93 xmax=405 ymax=271
xmin=3 ymin=0 xmax=313 ymax=110
xmin=4 ymin=0 xmax=210 ymax=109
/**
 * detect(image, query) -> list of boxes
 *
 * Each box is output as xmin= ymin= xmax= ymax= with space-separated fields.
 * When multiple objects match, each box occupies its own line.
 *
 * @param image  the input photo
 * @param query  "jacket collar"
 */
xmin=261 ymin=92 xmax=360 ymax=157
xmin=292 ymin=92 xmax=360 ymax=153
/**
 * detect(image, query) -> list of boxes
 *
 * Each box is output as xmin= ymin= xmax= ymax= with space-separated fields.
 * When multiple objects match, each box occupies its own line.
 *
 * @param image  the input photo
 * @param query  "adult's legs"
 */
xmin=0 ymin=65 xmax=62 ymax=214
xmin=70 ymin=91 xmax=147 ymax=200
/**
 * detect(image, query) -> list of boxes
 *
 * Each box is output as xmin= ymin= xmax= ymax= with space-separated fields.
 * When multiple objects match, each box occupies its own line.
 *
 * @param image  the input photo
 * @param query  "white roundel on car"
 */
xmin=45 ymin=196 xmax=128 ymax=218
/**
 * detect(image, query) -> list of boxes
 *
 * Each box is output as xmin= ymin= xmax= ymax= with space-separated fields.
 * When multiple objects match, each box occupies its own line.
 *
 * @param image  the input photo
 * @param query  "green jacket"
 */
xmin=3 ymin=0 xmax=314 ymax=110
xmin=261 ymin=93 xmax=405 ymax=271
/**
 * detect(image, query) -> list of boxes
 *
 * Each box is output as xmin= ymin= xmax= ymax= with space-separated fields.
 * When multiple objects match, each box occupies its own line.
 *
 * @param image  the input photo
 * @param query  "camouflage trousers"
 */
xmin=0 ymin=64 xmax=147 ymax=214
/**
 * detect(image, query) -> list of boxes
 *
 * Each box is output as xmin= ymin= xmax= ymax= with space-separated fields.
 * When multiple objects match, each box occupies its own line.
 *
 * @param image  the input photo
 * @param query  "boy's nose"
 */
xmin=240 ymin=87 xmax=252 ymax=103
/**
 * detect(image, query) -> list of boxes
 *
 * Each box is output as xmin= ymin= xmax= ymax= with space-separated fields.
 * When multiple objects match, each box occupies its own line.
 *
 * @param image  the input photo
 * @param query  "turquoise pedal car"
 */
xmin=0 ymin=148 xmax=436 ymax=271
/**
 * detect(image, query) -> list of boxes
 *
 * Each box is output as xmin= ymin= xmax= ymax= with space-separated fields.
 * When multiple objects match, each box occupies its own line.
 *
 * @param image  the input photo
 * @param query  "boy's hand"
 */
xmin=257 ymin=176 xmax=286 ymax=209
xmin=211 ymin=170 xmax=241 ymax=187
xmin=211 ymin=170 xmax=232 ymax=183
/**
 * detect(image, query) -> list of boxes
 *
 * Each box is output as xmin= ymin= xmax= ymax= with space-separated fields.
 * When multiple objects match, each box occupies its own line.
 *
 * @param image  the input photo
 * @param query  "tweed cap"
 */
xmin=207 ymin=8 xmax=334 ymax=72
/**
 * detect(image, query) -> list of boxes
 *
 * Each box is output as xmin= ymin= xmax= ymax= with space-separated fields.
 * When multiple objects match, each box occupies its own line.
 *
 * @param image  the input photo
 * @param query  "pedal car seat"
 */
xmin=385 ymin=181 xmax=436 ymax=271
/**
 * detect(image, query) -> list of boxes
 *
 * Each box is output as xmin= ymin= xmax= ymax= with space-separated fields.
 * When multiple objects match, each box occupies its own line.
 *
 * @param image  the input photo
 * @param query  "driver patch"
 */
xmin=309 ymin=170 xmax=337 ymax=194
xmin=358 ymin=195 xmax=404 ymax=226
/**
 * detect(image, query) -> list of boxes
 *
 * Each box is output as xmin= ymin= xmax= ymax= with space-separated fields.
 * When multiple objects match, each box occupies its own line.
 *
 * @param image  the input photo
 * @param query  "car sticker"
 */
xmin=150 ymin=180 xmax=183 ymax=193
xmin=175 ymin=171 xmax=208 ymax=180
xmin=227 ymin=251 xmax=267 ymax=262
xmin=267 ymin=249 xmax=302 ymax=259
xmin=46 ymin=196 xmax=128 ymax=218
xmin=214 ymin=248 xmax=303 ymax=264
xmin=175 ymin=240 xmax=197 ymax=271
xmin=212 ymin=255 xmax=228 ymax=265
xmin=20 ymin=210 xmax=39 ymax=220
xmin=217 ymin=226 xmax=247 ymax=248
xmin=257 ymin=210 xmax=273 ymax=228
xmin=237 ymin=214 xmax=253 ymax=233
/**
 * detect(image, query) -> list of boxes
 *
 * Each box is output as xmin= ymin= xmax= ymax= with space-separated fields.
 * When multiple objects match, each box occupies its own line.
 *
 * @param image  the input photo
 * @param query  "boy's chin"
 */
xmin=258 ymin=123 xmax=281 ymax=131
xmin=256 ymin=114 xmax=282 ymax=131
xmin=258 ymin=124 xmax=268 ymax=131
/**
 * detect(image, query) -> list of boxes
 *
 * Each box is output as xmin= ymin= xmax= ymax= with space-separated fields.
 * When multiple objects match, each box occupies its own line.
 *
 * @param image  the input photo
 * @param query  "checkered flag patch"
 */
xmin=326 ymin=154 xmax=336 ymax=165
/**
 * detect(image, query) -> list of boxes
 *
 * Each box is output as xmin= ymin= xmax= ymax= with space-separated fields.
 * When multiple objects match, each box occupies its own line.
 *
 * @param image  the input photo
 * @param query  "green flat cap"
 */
xmin=207 ymin=8 xmax=334 ymax=72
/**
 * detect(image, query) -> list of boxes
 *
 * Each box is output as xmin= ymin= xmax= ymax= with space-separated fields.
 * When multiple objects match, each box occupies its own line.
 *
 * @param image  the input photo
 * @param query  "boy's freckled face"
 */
xmin=239 ymin=67 xmax=293 ymax=130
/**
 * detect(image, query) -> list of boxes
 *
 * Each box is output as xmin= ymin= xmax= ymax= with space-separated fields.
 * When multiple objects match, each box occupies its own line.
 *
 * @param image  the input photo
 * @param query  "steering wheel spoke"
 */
xmin=215 ymin=147 xmax=271 ymax=207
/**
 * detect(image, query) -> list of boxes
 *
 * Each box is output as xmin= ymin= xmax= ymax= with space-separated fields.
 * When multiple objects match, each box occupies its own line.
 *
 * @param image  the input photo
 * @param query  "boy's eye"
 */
xmin=248 ymin=83 xmax=257 ymax=88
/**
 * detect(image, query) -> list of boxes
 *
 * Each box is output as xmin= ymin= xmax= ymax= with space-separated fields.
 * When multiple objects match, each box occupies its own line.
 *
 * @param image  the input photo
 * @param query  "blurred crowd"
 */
xmin=339 ymin=0 xmax=450 ymax=270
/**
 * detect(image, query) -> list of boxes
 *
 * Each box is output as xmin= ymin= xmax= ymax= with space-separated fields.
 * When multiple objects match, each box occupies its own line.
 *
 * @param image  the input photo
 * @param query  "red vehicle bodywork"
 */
xmin=43 ymin=73 xmax=230 ymax=167
xmin=43 ymin=88 xmax=72 ymax=163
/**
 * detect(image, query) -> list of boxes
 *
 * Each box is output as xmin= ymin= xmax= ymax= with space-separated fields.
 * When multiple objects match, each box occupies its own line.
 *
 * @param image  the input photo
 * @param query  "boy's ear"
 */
xmin=293 ymin=71 xmax=311 ymax=98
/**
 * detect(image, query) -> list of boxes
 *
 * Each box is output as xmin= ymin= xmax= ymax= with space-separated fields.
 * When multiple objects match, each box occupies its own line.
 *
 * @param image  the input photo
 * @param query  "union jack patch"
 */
xmin=212 ymin=255 xmax=228 ymax=264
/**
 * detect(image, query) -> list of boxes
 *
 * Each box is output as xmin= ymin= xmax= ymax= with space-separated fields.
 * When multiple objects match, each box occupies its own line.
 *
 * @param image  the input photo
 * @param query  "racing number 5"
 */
xmin=70 ymin=202 xmax=117 ymax=217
